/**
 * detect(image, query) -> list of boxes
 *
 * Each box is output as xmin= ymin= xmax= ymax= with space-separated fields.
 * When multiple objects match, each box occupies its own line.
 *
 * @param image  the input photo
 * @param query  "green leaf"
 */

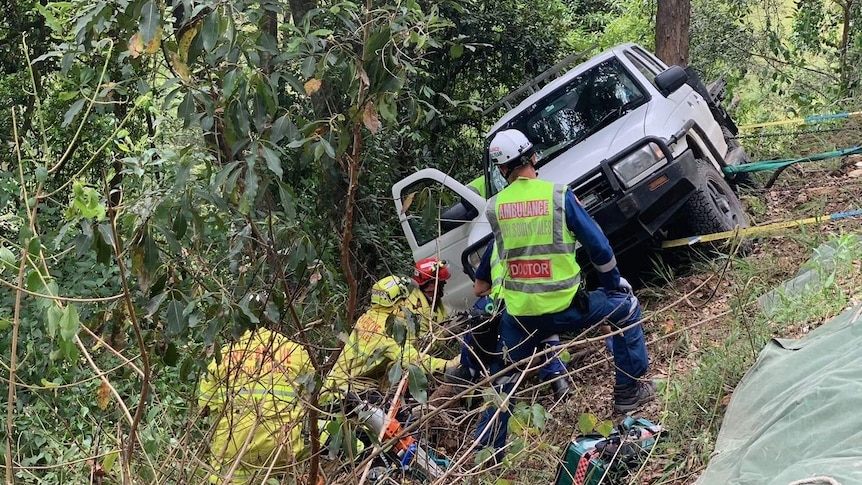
xmin=240 ymin=163 xmax=258 ymax=213
xmin=596 ymin=420 xmax=615 ymax=437
xmin=319 ymin=138 xmax=335 ymax=159
xmin=530 ymin=403 xmax=548 ymax=430
xmin=27 ymin=236 xmax=42 ymax=255
xmin=172 ymin=211 xmax=187 ymax=239
xmin=145 ymin=292 xmax=166 ymax=317
xmin=166 ymin=300 xmax=188 ymax=338
xmin=102 ymin=451 xmax=119 ymax=473
xmin=237 ymin=296 xmax=260 ymax=324
xmin=407 ymin=364 xmax=427 ymax=403
xmin=97 ymin=223 xmax=115 ymax=250
xmin=26 ymin=269 xmax=45 ymax=294
xmin=60 ymin=338 xmax=79 ymax=362
xmin=474 ymin=448 xmax=494 ymax=466
xmin=69 ymin=182 xmax=106 ymax=220
xmin=59 ymin=304 xmax=80 ymax=341
xmin=140 ymin=0 xmax=160 ymax=44
xmin=40 ymin=378 xmax=59 ymax=388
xmin=378 ymin=97 xmax=397 ymax=124
xmin=201 ymin=12 xmax=218 ymax=52
xmin=163 ymin=342 xmax=180 ymax=366
xmin=35 ymin=166 xmax=48 ymax=184
xmin=449 ymin=43 xmax=464 ymax=59
xmin=388 ymin=361 xmax=402 ymax=385
xmin=301 ymin=56 xmax=316 ymax=79
xmin=178 ymin=92 xmax=195 ymax=125
xmin=261 ymin=145 xmax=283 ymax=179
xmin=509 ymin=436 xmax=525 ymax=455
xmin=387 ymin=313 xmax=407 ymax=345
xmin=287 ymin=137 xmax=312 ymax=148
xmin=62 ymin=99 xmax=86 ymax=128
xmin=277 ymin=182 xmax=296 ymax=219
xmin=0 ymin=246 xmax=15 ymax=273
xmin=270 ymin=114 xmax=296 ymax=144
xmin=46 ymin=305 xmax=63 ymax=339
xmin=577 ymin=412 xmax=598 ymax=435
xmin=223 ymin=70 xmax=239 ymax=99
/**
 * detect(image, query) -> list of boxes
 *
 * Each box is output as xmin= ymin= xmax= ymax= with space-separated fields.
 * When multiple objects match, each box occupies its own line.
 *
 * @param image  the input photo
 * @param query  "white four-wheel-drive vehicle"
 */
xmin=392 ymin=43 xmax=750 ymax=310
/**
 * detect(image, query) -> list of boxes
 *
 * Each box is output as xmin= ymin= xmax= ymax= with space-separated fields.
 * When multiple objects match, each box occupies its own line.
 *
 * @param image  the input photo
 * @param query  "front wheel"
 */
xmin=682 ymin=159 xmax=749 ymax=240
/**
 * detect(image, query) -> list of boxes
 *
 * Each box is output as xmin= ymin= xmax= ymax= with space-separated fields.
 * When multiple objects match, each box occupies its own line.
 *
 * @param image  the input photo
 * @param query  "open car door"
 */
xmin=392 ymin=168 xmax=488 ymax=310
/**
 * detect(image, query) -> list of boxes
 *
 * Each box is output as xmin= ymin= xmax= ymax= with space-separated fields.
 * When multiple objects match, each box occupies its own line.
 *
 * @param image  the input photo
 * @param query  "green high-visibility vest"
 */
xmin=487 ymin=178 xmax=580 ymax=316
xmin=466 ymin=176 xmax=486 ymax=198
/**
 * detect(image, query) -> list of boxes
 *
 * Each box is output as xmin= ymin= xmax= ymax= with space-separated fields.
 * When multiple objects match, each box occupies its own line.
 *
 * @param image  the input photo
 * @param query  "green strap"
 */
xmin=724 ymin=145 xmax=862 ymax=174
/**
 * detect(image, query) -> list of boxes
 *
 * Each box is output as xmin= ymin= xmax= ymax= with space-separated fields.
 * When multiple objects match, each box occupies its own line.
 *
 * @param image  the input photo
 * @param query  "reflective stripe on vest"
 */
xmin=489 ymin=244 xmax=504 ymax=302
xmin=200 ymin=385 xmax=299 ymax=404
xmin=487 ymin=179 xmax=581 ymax=316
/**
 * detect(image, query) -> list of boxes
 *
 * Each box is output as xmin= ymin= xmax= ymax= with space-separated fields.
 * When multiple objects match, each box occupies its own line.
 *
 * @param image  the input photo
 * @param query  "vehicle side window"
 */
xmin=625 ymin=51 xmax=658 ymax=88
xmin=633 ymin=46 xmax=667 ymax=72
xmin=400 ymin=179 xmax=477 ymax=246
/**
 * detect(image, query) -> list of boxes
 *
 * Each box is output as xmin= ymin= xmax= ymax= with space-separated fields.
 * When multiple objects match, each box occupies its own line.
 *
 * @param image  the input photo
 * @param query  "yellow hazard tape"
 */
xmin=661 ymin=209 xmax=862 ymax=248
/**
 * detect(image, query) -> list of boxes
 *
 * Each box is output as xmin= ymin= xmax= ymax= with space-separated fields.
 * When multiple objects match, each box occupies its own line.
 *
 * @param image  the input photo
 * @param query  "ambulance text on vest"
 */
xmin=497 ymin=200 xmax=550 ymax=220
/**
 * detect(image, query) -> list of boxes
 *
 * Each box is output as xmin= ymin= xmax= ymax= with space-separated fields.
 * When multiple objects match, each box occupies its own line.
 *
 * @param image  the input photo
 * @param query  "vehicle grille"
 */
xmin=572 ymin=171 xmax=616 ymax=214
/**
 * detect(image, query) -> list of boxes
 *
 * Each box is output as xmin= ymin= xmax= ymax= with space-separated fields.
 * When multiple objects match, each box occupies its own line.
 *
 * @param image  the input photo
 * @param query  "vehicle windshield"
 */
xmin=487 ymin=57 xmax=647 ymax=196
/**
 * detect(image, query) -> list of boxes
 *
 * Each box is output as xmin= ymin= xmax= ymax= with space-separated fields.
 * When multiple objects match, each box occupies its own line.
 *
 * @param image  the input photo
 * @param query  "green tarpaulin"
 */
xmin=695 ymin=303 xmax=862 ymax=485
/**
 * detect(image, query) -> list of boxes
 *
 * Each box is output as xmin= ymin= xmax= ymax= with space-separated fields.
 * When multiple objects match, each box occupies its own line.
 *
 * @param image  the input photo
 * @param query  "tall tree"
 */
xmin=656 ymin=0 xmax=691 ymax=66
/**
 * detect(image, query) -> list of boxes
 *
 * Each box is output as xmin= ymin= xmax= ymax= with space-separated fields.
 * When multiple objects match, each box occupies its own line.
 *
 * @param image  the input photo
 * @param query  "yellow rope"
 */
xmin=738 ymin=110 xmax=862 ymax=130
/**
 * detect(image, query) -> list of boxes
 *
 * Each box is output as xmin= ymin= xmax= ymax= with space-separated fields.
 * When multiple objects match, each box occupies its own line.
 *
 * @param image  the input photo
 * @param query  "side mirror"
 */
xmin=655 ymin=66 xmax=688 ymax=96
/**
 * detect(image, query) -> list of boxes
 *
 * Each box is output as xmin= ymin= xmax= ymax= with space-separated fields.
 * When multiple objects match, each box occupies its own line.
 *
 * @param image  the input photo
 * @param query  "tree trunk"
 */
xmin=655 ymin=0 xmax=691 ymax=67
xmin=287 ymin=0 xmax=316 ymax=25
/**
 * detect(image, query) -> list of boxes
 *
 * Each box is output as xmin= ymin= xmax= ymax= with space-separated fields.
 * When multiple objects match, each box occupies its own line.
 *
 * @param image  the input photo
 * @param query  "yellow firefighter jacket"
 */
xmin=405 ymin=287 xmax=449 ymax=338
xmin=326 ymin=304 xmax=449 ymax=393
xmin=198 ymin=328 xmax=312 ymax=483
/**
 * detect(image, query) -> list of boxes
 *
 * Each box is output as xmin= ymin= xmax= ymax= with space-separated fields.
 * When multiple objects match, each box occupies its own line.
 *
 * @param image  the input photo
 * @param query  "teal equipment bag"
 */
xmin=554 ymin=417 xmax=663 ymax=485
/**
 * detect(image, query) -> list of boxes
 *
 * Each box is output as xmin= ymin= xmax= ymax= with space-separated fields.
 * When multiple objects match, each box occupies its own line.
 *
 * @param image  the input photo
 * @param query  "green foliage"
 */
xmin=690 ymin=0 xmax=758 ymax=82
xmin=576 ymin=412 xmax=615 ymax=437
xmin=0 ymin=0 xmax=462 ymax=480
xmin=3 ymin=0 xmax=859 ymax=481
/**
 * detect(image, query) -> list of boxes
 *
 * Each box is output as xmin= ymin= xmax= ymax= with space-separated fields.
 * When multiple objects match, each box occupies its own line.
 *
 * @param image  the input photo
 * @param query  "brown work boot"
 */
xmin=613 ymin=380 xmax=656 ymax=413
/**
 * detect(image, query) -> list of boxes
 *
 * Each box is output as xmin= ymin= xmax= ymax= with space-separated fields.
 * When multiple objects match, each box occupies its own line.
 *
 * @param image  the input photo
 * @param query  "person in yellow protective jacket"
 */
xmin=198 ymin=327 xmax=313 ymax=484
xmin=405 ymin=258 xmax=451 ymax=339
xmin=327 ymin=275 xmax=454 ymax=394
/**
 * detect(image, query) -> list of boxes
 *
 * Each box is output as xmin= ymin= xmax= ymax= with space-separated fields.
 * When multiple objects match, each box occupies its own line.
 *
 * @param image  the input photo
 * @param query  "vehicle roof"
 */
xmin=486 ymin=43 xmax=640 ymax=136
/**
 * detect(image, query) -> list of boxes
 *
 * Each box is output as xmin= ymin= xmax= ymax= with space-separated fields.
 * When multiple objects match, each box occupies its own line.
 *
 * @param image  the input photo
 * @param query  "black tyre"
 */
xmin=682 ymin=159 xmax=749 ymax=238
xmin=722 ymin=126 xmax=760 ymax=188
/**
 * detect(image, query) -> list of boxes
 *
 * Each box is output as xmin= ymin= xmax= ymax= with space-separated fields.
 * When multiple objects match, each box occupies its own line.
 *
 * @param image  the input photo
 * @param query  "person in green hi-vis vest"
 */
xmin=474 ymin=128 xmax=654 ymax=460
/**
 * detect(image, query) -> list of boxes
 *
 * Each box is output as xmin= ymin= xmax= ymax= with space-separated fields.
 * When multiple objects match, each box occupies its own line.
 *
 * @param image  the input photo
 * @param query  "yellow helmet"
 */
xmin=370 ymin=275 xmax=411 ymax=308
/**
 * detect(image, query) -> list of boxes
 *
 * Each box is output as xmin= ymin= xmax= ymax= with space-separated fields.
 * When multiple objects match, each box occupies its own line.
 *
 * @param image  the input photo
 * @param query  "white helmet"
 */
xmin=488 ymin=129 xmax=534 ymax=167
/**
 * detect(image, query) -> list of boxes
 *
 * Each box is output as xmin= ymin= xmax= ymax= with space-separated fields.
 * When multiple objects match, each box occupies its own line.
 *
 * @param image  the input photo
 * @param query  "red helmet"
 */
xmin=412 ymin=258 xmax=451 ymax=286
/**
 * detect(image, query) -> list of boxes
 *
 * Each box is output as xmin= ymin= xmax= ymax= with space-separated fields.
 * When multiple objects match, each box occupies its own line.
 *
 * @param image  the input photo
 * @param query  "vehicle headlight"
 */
xmin=611 ymin=142 xmax=667 ymax=188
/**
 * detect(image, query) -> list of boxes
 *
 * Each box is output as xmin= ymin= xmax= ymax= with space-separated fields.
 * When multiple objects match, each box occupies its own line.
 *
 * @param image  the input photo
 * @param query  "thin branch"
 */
xmin=0 ymin=277 xmax=126 ymax=303
xmin=48 ymin=41 xmax=114 ymax=175
xmin=103 ymin=176 xmax=152 ymax=482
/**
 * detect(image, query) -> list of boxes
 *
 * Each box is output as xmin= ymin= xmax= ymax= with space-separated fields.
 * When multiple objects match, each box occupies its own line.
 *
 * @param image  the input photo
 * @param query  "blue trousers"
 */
xmin=461 ymin=297 xmax=566 ymax=379
xmin=475 ymin=288 xmax=648 ymax=451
